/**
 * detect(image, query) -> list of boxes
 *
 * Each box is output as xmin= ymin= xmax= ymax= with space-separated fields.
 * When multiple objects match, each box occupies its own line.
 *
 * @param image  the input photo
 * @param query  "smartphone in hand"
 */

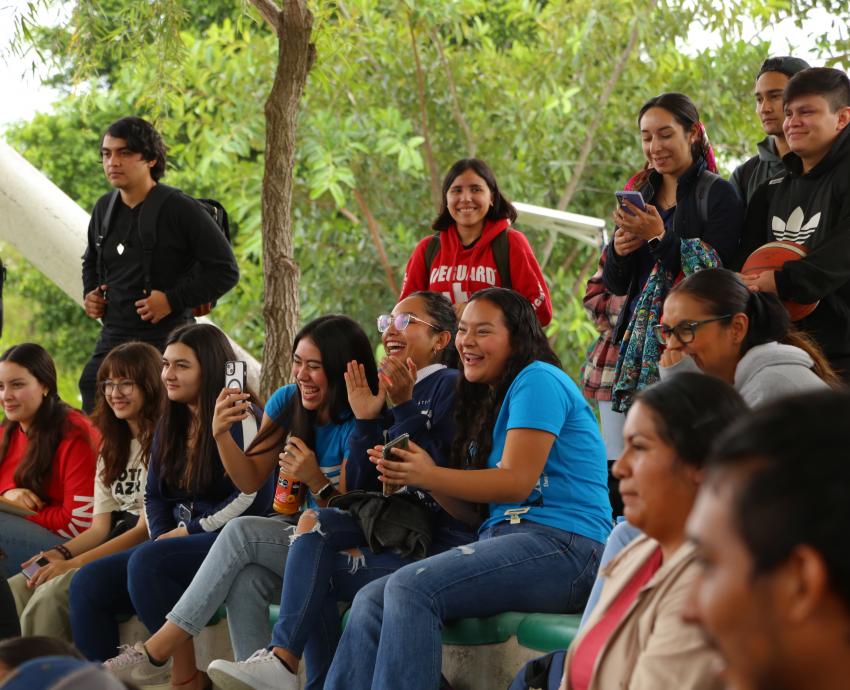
xmin=381 ymin=433 xmax=410 ymax=497
xmin=615 ymin=190 xmax=646 ymax=216
xmin=225 ymin=361 xmax=247 ymax=392
xmin=22 ymin=556 xmax=50 ymax=581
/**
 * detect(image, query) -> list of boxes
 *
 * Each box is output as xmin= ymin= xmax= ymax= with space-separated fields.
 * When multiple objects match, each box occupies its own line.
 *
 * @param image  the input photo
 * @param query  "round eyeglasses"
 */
xmin=377 ymin=313 xmax=439 ymax=333
xmin=100 ymin=380 xmax=136 ymax=396
xmin=653 ymin=315 xmax=732 ymax=345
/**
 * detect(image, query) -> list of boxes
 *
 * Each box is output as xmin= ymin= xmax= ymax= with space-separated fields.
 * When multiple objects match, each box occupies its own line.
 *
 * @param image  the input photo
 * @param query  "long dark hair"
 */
xmin=92 ymin=342 xmax=164 ymax=487
xmin=670 ymin=268 xmax=839 ymax=387
xmin=248 ymin=315 xmax=378 ymax=456
xmin=452 ymin=288 xmax=560 ymax=470
xmin=630 ymin=92 xmax=709 ymax=190
xmin=636 ymin=373 xmax=747 ymax=469
xmin=406 ymin=291 xmax=459 ymax=369
xmin=431 ymin=158 xmax=518 ymax=232
xmin=157 ymin=324 xmax=258 ymax=493
xmin=0 ymin=344 xmax=87 ymax=499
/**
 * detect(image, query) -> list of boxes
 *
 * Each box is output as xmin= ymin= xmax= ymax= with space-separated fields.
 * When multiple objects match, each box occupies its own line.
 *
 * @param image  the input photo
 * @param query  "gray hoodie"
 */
xmin=658 ymin=341 xmax=827 ymax=407
xmin=730 ymin=136 xmax=785 ymax=204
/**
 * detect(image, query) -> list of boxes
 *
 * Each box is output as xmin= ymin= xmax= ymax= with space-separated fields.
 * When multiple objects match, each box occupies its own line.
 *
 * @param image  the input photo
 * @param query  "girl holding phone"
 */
xmin=400 ymin=158 xmax=552 ymax=325
xmin=0 ymin=344 xmax=98 ymax=578
xmin=603 ymin=92 xmax=744 ymax=412
xmin=323 ymin=287 xmax=611 ymax=690
xmin=205 ymin=291 xmax=475 ymax=690
xmin=9 ymin=342 xmax=163 ymax=641
xmin=68 ymin=324 xmax=271 ymax=677
xmin=103 ymin=315 xmax=379 ymax=690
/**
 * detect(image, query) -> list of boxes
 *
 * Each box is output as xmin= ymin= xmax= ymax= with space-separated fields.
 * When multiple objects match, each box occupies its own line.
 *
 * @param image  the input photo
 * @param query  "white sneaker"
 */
xmin=103 ymin=641 xmax=172 ymax=685
xmin=206 ymin=649 xmax=297 ymax=690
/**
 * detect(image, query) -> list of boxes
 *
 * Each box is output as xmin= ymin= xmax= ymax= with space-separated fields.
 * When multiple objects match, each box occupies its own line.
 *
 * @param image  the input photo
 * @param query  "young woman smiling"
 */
xmin=323 ymin=288 xmax=611 ymax=690
xmin=69 ymin=324 xmax=272 ymax=685
xmin=0 ymin=344 xmax=98 ymax=578
xmin=399 ymin=158 xmax=552 ymax=325
xmin=103 ymin=315 xmax=379 ymax=690
xmin=9 ymin=342 xmax=163 ymax=641
xmin=205 ymin=291 xmax=475 ymax=690
xmin=603 ymin=93 xmax=744 ymax=413
xmin=658 ymin=268 xmax=836 ymax=404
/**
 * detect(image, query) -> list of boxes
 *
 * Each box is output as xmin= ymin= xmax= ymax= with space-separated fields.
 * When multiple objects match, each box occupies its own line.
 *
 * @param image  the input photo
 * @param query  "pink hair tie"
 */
xmin=698 ymin=122 xmax=718 ymax=173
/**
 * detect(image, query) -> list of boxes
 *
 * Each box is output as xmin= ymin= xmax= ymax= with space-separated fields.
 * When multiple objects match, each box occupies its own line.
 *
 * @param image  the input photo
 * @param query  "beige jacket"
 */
xmin=560 ymin=535 xmax=722 ymax=690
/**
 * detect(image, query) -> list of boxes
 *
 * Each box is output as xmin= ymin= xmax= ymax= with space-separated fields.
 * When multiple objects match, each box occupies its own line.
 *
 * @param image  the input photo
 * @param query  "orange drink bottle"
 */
xmin=273 ymin=434 xmax=301 ymax=515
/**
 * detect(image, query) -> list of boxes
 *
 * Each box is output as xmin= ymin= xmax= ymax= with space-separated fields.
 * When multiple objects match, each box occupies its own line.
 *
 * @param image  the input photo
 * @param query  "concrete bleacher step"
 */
xmin=119 ymin=608 xmax=583 ymax=689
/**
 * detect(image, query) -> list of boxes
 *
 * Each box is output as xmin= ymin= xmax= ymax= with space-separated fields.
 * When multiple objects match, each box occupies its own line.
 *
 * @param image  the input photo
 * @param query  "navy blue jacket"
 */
xmin=345 ymin=366 xmax=474 ymax=543
xmin=145 ymin=406 xmax=274 ymax=538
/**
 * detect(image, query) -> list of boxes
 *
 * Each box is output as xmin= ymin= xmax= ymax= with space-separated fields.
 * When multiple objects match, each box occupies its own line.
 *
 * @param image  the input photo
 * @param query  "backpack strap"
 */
xmin=95 ymin=190 xmax=120 ymax=286
xmin=492 ymin=229 xmax=512 ymax=290
xmin=695 ymin=171 xmax=721 ymax=226
xmin=138 ymin=184 xmax=180 ymax=295
xmin=736 ymin=155 xmax=760 ymax=201
xmin=423 ymin=232 xmax=441 ymax=282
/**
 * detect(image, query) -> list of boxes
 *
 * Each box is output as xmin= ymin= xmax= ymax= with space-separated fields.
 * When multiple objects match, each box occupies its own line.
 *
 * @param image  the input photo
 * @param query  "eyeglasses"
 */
xmin=377 ymin=313 xmax=439 ymax=333
xmin=653 ymin=315 xmax=732 ymax=345
xmin=100 ymin=380 xmax=136 ymax=396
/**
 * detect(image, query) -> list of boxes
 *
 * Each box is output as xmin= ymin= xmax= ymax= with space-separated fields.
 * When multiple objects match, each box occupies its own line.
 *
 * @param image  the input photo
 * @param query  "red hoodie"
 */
xmin=0 ymin=411 xmax=98 ymax=538
xmin=399 ymin=218 xmax=553 ymax=326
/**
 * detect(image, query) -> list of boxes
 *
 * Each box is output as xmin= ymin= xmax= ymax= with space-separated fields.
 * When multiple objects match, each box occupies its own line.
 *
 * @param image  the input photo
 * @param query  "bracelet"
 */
xmin=51 ymin=543 xmax=73 ymax=560
xmin=313 ymin=481 xmax=335 ymax=501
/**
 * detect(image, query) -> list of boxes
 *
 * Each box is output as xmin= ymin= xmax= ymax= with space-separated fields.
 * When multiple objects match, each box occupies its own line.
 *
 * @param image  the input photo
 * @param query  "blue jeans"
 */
xmin=578 ymin=521 xmax=641 ymax=629
xmin=271 ymin=508 xmax=425 ymax=690
xmin=68 ymin=531 xmax=218 ymax=660
xmin=324 ymin=521 xmax=603 ymax=690
xmin=166 ymin=515 xmax=295 ymax=660
xmin=0 ymin=513 xmax=64 ymax=578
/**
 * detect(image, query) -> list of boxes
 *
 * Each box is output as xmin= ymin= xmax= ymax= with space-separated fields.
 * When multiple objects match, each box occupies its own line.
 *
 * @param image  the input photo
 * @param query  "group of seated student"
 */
xmin=0 ymin=63 xmax=848 ymax=690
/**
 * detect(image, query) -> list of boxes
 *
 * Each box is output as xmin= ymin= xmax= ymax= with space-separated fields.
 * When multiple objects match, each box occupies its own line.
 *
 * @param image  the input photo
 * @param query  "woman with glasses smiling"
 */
xmin=658 ymin=268 xmax=836 ymax=405
xmin=9 ymin=342 xmax=163 ymax=641
xmin=206 ymin=291 xmax=476 ymax=690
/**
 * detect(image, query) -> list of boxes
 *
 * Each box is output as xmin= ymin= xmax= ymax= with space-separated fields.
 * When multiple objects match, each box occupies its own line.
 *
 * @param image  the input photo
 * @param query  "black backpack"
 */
xmin=96 ymin=184 xmax=231 ymax=313
xmin=422 ymin=229 xmax=512 ymax=289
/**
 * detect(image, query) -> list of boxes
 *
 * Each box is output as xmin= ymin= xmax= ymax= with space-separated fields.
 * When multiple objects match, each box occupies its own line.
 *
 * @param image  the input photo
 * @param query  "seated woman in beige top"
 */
xmin=560 ymin=373 xmax=746 ymax=690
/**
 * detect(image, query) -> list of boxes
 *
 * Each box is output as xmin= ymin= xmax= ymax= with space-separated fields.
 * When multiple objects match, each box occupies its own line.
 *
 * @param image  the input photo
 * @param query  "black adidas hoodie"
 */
xmin=735 ymin=124 xmax=850 ymax=367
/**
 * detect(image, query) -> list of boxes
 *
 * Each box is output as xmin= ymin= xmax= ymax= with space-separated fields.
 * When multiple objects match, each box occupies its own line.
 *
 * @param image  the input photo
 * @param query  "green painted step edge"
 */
xmin=516 ymin=613 xmax=582 ymax=653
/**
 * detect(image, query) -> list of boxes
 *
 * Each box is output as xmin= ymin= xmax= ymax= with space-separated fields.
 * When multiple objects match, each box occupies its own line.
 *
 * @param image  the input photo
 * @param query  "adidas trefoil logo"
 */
xmin=772 ymin=207 xmax=821 ymax=243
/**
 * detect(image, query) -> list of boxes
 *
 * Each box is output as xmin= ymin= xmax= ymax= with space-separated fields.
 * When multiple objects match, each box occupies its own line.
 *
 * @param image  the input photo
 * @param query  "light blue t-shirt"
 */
xmin=265 ymin=384 xmax=355 ymax=510
xmin=480 ymin=361 xmax=611 ymax=544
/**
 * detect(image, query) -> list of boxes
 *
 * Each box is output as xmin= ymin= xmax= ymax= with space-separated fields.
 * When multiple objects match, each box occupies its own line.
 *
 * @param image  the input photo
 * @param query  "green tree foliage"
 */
xmin=4 ymin=0 xmax=848 ymax=394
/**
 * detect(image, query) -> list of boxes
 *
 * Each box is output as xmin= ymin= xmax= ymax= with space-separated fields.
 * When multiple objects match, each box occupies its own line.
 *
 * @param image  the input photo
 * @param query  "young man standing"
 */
xmin=685 ymin=390 xmax=850 ymax=690
xmin=80 ymin=117 xmax=239 ymax=411
xmin=735 ymin=68 xmax=850 ymax=380
xmin=730 ymin=56 xmax=810 ymax=204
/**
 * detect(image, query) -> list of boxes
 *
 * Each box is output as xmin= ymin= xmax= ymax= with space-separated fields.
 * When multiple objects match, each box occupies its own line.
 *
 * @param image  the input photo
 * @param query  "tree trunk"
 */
xmin=257 ymin=0 xmax=316 ymax=399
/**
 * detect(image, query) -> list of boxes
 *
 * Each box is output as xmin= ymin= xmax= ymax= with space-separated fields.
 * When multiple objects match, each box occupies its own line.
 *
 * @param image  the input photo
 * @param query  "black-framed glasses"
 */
xmin=100 ymin=380 xmax=136 ymax=396
xmin=377 ymin=313 xmax=439 ymax=333
xmin=653 ymin=315 xmax=732 ymax=345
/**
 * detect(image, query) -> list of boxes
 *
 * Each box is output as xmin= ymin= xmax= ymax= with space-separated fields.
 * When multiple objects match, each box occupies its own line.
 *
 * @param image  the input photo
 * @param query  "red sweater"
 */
xmin=0 ymin=411 xmax=98 ymax=537
xmin=399 ymin=219 xmax=553 ymax=326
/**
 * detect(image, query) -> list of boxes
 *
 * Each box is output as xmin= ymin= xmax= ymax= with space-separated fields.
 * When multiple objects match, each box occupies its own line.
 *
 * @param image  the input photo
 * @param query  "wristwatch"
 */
xmin=314 ymin=481 xmax=335 ymax=501
xmin=647 ymin=234 xmax=663 ymax=250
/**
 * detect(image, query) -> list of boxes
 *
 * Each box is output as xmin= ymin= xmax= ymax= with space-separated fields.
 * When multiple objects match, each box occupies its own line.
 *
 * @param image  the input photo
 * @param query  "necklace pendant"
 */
xmin=117 ymin=243 xmax=125 ymax=255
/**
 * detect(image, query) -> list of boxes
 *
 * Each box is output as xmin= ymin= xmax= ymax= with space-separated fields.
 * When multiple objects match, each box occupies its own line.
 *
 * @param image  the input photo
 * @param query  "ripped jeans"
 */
xmin=270 ymin=507 xmax=419 ymax=690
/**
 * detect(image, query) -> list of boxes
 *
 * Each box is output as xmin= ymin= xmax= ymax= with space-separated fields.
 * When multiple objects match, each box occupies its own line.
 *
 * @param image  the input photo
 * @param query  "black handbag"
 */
xmin=328 ymin=490 xmax=435 ymax=560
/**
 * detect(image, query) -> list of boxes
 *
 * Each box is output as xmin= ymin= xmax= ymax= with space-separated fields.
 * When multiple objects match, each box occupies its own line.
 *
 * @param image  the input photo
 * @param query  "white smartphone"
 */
xmin=225 ymin=361 xmax=247 ymax=392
